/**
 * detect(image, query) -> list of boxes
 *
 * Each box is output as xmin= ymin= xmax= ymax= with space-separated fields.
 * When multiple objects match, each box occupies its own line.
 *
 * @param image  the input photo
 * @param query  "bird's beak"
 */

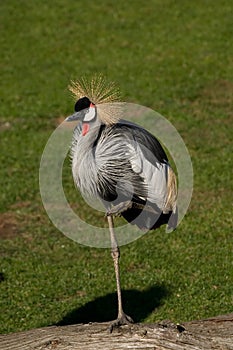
xmin=65 ymin=111 xmax=82 ymax=122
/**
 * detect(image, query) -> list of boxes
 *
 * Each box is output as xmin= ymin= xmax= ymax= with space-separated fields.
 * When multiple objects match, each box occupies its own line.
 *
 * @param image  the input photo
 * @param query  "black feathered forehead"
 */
xmin=74 ymin=97 xmax=92 ymax=112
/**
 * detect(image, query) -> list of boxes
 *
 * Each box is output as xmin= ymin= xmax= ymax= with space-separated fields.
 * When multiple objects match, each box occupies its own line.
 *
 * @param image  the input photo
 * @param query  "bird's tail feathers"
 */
xmin=166 ymin=206 xmax=178 ymax=232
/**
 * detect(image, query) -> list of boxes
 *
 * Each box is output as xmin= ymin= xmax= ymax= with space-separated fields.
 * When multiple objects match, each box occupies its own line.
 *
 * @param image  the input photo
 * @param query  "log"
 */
xmin=0 ymin=314 xmax=232 ymax=350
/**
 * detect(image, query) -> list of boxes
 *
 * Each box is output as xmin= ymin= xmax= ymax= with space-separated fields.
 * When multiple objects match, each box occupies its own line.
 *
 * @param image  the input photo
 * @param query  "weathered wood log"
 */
xmin=0 ymin=313 xmax=232 ymax=350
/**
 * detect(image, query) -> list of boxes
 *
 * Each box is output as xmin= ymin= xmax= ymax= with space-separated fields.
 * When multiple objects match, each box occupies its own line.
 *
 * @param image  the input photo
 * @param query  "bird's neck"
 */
xmin=81 ymin=119 xmax=103 ymax=147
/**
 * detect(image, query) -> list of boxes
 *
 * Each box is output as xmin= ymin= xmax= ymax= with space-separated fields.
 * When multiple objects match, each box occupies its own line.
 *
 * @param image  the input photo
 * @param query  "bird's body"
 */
xmin=71 ymin=119 xmax=177 ymax=231
xmin=66 ymin=77 xmax=177 ymax=330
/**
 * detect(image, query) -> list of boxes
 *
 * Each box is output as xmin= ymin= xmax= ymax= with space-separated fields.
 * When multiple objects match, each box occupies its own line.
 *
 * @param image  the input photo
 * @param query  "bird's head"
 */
xmin=65 ymin=75 xmax=123 ymax=135
xmin=65 ymin=96 xmax=97 ymax=136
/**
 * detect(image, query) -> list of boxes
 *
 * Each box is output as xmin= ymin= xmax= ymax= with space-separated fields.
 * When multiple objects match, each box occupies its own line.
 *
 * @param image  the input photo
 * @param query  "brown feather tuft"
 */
xmin=68 ymin=75 xmax=124 ymax=125
xmin=164 ymin=167 xmax=177 ymax=213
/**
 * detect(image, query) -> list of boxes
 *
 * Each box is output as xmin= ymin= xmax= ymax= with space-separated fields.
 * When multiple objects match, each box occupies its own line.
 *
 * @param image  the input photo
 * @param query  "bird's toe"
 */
xmin=106 ymin=201 xmax=133 ymax=217
xmin=109 ymin=313 xmax=134 ymax=333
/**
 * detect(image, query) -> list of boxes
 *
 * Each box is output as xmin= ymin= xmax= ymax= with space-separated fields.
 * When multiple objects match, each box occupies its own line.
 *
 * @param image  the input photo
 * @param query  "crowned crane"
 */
xmin=65 ymin=77 xmax=177 ymax=331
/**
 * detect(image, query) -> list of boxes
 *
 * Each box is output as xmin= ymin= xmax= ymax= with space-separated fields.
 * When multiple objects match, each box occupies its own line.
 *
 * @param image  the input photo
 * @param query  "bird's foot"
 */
xmin=109 ymin=313 xmax=134 ymax=333
xmin=106 ymin=201 xmax=159 ymax=217
xmin=106 ymin=201 xmax=133 ymax=217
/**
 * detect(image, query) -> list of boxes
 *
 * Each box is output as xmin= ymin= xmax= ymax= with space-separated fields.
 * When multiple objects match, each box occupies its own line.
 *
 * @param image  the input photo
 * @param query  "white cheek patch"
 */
xmin=83 ymin=107 xmax=96 ymax=122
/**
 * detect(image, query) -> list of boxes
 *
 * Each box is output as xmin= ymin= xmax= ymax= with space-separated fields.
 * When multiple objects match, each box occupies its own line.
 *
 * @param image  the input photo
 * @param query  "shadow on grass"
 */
xmin=57 ymin=284 xmax=169 ymax=325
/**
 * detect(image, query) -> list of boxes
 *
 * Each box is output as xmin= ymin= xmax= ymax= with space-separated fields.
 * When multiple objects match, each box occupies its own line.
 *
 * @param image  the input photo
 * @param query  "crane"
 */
xmin=65 ymin=77 xmax=177 ymax=331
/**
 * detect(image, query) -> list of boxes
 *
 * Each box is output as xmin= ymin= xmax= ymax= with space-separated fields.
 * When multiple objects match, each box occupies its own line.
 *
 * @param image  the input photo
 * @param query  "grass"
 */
xmin=0 ymin=0 xmax=232 ymax=334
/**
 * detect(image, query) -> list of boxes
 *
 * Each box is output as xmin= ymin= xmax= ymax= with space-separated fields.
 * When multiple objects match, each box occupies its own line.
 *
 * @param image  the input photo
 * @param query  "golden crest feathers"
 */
xmin=68 ymin=75 xmax=124 ymax=125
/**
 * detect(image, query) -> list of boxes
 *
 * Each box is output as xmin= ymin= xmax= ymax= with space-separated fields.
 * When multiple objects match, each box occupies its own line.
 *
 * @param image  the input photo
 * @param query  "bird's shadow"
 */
xmin=57 ymin=284 xmax=169 ymax=326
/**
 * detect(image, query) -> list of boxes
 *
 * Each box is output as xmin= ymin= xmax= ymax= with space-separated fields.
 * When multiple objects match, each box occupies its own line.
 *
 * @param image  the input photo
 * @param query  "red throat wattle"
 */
xmin=82 ymin=123 xmax=90 ymax=136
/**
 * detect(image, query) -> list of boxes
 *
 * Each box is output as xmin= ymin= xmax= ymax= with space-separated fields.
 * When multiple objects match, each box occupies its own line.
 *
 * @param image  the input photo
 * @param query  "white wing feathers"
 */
xmin=128 ymin=141 xmax=169 ymax=210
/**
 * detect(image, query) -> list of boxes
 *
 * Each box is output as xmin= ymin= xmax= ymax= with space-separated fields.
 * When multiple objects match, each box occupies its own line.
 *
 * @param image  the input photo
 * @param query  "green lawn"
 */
xmin=0 ymin=0 xmax=232 ymax=334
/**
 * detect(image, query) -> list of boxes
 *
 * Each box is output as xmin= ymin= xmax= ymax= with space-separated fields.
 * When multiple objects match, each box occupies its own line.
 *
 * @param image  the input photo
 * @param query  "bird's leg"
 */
xmin=107 ymin=215 xmax=134 ymax=332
